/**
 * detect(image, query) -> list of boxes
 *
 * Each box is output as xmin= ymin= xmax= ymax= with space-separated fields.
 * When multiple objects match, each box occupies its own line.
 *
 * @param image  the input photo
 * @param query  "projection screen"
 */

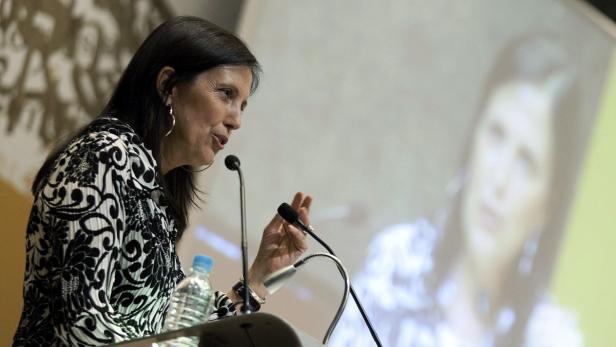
xmin=176 ymin=0 xmax=616 ymax=345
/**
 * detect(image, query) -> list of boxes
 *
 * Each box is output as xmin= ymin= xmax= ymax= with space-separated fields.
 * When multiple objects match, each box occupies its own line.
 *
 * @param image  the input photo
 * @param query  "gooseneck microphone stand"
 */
xmin=277 ymin=203 xmax=383 ymax=347
xmin=262 ymin=252 xmax=350 ymax=345
xmin=225 ymin=155 xmax=254 ymax=313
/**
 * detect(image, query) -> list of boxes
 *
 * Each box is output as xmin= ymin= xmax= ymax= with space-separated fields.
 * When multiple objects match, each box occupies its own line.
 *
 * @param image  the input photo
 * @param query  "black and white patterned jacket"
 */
xmin=13 ymin=117 xmax=235 ymax=346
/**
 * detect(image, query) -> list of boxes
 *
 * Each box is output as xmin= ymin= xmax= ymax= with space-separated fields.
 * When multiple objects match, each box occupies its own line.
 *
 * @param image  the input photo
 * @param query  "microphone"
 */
xmin=277 ymin=203 xmax=331 ymax=254
xmin=277 ymin=203 xmax=383 ymax=347
xmin=225 ymin=155 xmax=254 ymax=313
xmin=224 ymin=154 xmax=240 ymax=171
xmin=263 ymin=252 xmax=351 ymax=345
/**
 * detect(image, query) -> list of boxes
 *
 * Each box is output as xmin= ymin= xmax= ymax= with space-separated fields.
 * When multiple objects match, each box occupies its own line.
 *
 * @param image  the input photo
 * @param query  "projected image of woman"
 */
xmin=330 ymin=35 xmax=584 ymax=347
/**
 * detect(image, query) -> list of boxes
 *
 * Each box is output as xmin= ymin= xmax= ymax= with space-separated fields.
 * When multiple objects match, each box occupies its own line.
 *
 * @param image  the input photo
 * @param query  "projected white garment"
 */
xmin=329 ymin=221 xmax=582 ymax=347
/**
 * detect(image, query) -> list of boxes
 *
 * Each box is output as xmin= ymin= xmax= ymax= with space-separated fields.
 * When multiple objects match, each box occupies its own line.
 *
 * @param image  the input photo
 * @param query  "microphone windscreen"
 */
xmin=224 ymin=155 xmax=241 ymax=171
xmin=277 ymin=202 xmax=300 ymax=224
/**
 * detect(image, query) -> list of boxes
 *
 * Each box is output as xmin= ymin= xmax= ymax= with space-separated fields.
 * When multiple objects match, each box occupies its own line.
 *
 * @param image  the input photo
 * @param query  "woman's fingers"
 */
xmin=298 ymin=196 xmax=312 ymax=224
xmin=284 ymin=222 xmax=308 ymax=250
xmin=300 ymin=194 xmax=312 ymax=211
xmin=291 ymin=192 xmax=304 ymax=210
xmin=264 ymin=213 xmax=284 ymax=233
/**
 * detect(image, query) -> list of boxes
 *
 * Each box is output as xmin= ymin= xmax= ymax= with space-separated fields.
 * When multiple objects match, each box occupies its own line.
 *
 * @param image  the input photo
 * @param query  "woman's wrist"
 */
xmin=247 ymin=279 xmax=268 ymax=301
xmin=230 ymin=279 xmax=266 ymax=311
xmin=247 ymin=266 xmax=269 ymax=300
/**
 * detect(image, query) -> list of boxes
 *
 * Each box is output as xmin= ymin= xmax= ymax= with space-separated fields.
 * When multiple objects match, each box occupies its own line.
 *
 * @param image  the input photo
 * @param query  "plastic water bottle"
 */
xmin=159 ymin=254 xmax=215 ymax=347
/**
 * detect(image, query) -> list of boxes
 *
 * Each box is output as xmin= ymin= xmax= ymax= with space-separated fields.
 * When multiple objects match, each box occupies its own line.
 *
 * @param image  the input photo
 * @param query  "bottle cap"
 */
xmin=192 ymin=254 xmax=213 ymax=273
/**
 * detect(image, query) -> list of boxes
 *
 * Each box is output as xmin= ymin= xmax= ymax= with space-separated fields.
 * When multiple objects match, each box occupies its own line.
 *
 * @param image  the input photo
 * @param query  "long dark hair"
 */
xmin=426 ymin=35 xmax=582 ymax=345
xmin=32 ymin=16 xmax=261 ymax=238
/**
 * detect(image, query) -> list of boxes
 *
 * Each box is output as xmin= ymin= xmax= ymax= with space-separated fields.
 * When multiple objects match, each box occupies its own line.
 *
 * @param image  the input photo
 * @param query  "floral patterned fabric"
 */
xmin=13 ymin=117 xmax=234 ymax=346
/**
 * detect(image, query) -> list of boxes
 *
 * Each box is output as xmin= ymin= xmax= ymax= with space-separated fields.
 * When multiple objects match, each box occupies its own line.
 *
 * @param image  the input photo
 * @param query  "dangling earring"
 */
xmin=518 ymin=232 xmax=540 ymax=275
xmin=165 ymin=104 xmax=176 ymax=137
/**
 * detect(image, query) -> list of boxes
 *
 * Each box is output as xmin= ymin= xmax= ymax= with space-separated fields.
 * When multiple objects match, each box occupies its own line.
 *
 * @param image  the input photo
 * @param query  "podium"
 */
xmin=105 ymin=312 xmax=324 ymax=347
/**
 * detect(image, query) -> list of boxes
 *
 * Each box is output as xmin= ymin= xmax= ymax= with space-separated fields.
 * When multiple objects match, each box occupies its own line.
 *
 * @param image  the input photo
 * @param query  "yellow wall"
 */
xmin=0 ymin=180 xmax=31 ymax=344
xmin=551 ymin=51 xmax=616 ymax=347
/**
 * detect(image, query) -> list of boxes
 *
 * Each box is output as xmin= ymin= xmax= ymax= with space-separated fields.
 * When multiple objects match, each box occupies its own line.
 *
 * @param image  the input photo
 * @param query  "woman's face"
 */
xmin=461 ymin=81 xmax=554 ymax=275
xmin=161 ymin=65 xmax=252 ymax=172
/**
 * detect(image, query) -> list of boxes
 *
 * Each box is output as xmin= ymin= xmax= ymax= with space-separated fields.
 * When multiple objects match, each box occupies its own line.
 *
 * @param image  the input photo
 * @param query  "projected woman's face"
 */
xmin=461 ymin=81 xmax=554 ymax=275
